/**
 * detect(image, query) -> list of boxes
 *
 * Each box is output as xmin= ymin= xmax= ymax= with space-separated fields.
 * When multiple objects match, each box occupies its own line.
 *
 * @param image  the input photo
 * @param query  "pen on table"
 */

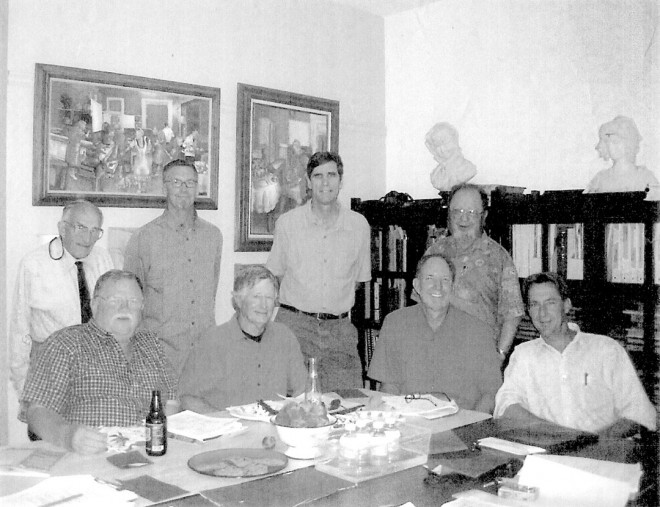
xmin=168 ymin=433 xmax=203 ymax=444
xmin=41 ymin=493 xmax=84 ymax=507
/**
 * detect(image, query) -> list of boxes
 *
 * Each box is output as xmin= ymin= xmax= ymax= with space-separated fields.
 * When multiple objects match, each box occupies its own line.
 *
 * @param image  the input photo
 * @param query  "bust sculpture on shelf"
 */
xmin=426 ymin=122 xmax=477 ymax=191
xmin=584 ymin=115 xmax=658 ymax=194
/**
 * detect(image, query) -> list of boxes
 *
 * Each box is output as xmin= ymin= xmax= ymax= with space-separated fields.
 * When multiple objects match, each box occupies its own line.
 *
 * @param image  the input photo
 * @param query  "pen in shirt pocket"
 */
xmin=584 ymin=373 xmax=588 ymax=386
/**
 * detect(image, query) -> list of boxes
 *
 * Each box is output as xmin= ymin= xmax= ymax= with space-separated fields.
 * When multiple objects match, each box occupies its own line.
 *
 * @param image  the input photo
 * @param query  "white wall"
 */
xmin=3 ymin=0 xmax=386 ymax=444
xmin=385 ymin=0 xmax=659 ymax=199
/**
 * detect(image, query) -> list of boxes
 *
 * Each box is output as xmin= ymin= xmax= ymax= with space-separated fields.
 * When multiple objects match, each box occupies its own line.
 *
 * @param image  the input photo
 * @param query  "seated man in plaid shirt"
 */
xmin=20 ymin=270 xmax=178 ymax=454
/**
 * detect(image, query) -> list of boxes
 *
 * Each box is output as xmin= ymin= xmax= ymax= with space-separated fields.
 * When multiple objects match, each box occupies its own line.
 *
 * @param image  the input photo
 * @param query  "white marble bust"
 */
xmin=426 ymin=122 xmax=477 ymax=191
xmin=584 ymin=116 xmax=658 ymax=194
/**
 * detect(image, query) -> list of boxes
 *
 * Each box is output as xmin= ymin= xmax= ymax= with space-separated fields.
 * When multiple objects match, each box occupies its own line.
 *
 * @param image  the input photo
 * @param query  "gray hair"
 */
xmin=231 ymin=265 xmax=279 ymax=311
xmin=62 ymin=200 xmax=104 ymax=226
xmin=93 ymin=270 xmax=144 ymax=298
xmin=415 ymin=251 xmax=456 ymax=281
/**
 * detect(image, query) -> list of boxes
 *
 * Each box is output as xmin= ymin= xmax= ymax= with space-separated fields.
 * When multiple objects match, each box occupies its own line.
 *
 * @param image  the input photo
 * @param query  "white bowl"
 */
xmin=271 ymin=416 xmax=336 ymax=459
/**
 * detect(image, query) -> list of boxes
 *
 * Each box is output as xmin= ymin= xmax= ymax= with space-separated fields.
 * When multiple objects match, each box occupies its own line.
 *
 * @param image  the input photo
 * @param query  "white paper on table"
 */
xmin=381 ymin=395 xmax=459 ymax=419
xmin=443 ymin=489 xmax=531 ymax=506
xmin=516 ymin=454 xmax=641 ymax=507
xmin=1 ymin=475 xmax=137 ymax=506
xmin=477 ymin=437 xmax=546 ymax=455
xmin=167 ymin=410 xmax=244 ymax=441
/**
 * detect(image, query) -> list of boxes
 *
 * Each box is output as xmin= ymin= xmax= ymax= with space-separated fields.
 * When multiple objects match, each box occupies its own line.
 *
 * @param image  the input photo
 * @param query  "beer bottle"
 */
xmin=146 ymin=390 xmax=167 ymax=456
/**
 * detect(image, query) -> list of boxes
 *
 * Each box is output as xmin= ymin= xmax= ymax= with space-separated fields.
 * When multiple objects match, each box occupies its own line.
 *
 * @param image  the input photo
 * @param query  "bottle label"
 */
xmin=147 ymin=422 xmax=166 ymax=452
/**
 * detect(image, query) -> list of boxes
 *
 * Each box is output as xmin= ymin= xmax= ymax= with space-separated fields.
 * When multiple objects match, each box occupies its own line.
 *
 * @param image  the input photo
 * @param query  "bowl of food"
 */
xmin=272 ymin=400 xmax=336 ymax=459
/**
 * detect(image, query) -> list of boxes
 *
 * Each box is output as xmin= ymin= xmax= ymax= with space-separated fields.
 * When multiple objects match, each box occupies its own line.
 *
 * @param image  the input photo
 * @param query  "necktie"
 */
xmin=75 ymin=261 xmax=92 ymax=323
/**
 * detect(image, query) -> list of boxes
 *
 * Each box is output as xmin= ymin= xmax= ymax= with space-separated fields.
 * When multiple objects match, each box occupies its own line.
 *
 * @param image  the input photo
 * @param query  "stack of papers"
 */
xmin=517 ymin=454 xmax=642 ymax=507
xmin=2 ymin=475 xmax=137 ymax=506
xmin=477 ymin=437 xmax=546 ymax=456
xmin=168 ymin=411 xmax=244 ymax=442
xmin=382 ymin=395 xmax=459 ymax=419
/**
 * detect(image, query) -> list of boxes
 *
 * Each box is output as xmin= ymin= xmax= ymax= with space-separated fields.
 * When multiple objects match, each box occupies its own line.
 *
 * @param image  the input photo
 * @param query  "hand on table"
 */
xmin=70 ymin=425 xmax=107 ymax=454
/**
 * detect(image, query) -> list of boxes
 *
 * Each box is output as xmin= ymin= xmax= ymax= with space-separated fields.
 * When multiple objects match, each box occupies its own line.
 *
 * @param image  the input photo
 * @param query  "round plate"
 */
xmin=188 ymin=448 xmax=288 ymax=478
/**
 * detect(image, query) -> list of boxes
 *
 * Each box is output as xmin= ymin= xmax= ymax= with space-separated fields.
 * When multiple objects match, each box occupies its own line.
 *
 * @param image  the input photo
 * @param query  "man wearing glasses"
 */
xmin=9 ymin=200 xmax=114 ymax=397
xmin=20 ymin=270 xmax=177 ymax=454
xmin=124 ymin=160 xmax=223 ymax=376
xmin=424 ymin=183 xmax=524 ymax=360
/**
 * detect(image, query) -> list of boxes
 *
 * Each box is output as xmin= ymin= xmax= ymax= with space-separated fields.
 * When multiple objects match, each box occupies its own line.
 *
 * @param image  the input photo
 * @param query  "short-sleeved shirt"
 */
xmin=20 ymin=320 xmax=177 ymax=426
xmin=367 ymin=304 xmax=502 ymax=411
xmin=425 ymin=235 xmax=524 ymax=332
xmin=179 ymin=315 xmax=307 ymax=410
xmin=266 ymin=201 xmax=371 ymax=315
xmin=123 ymin=211 xmax=223 ymax=374
xmin=494 ymin=324 xmax=657 ymax=433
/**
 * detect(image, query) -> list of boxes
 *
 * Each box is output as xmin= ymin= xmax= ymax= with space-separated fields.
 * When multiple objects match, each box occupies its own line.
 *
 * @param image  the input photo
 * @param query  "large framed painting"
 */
xmin=235 ymin=83 xmax=339 ymax=251
xmin=33 ymin=63 xmax=221 ymax=209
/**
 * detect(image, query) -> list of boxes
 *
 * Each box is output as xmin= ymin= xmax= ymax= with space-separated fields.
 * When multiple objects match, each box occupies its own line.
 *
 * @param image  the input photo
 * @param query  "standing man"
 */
xmin=124 ymin=160 xmax=222 ymax=375
xmin=425 ymin=183 xmax=524 ymax=359
xmin=495 ymin=272 xmax=656 ymax=436
xmin=267 ymin=152 xmax=371 ymax=392
xmin=10 ymin=200 xmax=114 ymax=396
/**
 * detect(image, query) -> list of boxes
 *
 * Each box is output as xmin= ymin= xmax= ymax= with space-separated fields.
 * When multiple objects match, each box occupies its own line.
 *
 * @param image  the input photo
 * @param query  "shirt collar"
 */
xmin=304 ymin=201 xmax=347 ymax=228
xmin=161 ymin=209 xmax=198 ymax=232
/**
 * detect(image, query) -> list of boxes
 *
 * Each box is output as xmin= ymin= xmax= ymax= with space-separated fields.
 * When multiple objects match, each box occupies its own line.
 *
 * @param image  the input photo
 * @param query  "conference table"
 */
xmin=0 ymin=392 xmax=656 ymax=506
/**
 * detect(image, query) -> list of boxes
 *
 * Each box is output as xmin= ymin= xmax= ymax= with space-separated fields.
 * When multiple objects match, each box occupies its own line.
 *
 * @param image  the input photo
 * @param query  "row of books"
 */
xmin=370 ymin=226 xmax=408 ymax=272
xmin=360 ymin=278 xmax=408 ymax=321
xmin=511 ymin=222 xmax=660 ymax=284
xmin=606 ymin=223 xmax=645 ymax=284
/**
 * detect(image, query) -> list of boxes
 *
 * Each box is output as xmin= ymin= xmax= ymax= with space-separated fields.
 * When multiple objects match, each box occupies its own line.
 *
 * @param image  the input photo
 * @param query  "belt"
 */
xmin=279 ymin=303 xmax=349 ymax=320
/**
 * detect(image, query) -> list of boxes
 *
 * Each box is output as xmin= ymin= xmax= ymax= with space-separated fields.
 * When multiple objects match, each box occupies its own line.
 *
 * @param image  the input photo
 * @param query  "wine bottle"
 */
xmin=304 ymin=357 xmax=322 ymax=404
xmin=146 ymin=390 xmax=167 ymax=456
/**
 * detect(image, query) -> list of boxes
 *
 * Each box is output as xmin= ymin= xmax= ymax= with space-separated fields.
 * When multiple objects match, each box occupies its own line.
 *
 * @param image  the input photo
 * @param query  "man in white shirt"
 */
xmin=494 ymin=272 xmax=656 ymax=437
xmin=10 ymin=200 xmax=114 ymax=396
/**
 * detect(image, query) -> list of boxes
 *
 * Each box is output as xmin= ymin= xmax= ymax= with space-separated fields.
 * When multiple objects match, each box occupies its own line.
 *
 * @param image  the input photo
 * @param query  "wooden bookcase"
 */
xmin=352 ymin=191 xmax=659 ymax=405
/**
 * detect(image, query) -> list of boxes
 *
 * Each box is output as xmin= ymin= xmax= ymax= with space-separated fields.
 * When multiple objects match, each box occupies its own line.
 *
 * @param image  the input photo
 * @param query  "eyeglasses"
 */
xmin=63 ymin=221 xmax=104 ymax=239
xmin=404 ymin=393 xmax=438 ymax=406
xmin=165 ymin=178 xmax=198 ymax=188
xmin=449 ymin=209 xmax=483 ymax=218
xmin=95 ymin=296 xmax=144 ymax=310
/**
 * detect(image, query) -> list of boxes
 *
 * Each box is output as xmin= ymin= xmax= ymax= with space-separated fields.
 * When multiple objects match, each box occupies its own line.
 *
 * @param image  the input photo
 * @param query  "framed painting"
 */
xmin=235 ymin=83 xmax=339 ymax=251
xmin=33 ymin=63 xmax=221 ymax=209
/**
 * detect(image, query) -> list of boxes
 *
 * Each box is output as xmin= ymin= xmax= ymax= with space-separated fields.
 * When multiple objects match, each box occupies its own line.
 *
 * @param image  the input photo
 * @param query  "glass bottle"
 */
xmin=146 ymin=390 xmax=167 ymax=456
xmin=305 ymin=357 xmax=322 ymax=405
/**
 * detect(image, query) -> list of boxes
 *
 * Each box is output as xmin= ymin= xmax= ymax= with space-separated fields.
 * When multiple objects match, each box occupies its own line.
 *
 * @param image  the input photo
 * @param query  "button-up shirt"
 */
xmin=494 ymin=323 xmax=657 ymax=433
xmin=9 ymin=241 xmax=114 ymax=394
xmin=124 ymin=211 xmax=223 ymax=374
xmin=267 ymin=201 xmax=371 ymax=315
xmin=425 ymin=234 xmax=524 ymax=333
xmin=20 ymin=320 xmax=177 ymax=427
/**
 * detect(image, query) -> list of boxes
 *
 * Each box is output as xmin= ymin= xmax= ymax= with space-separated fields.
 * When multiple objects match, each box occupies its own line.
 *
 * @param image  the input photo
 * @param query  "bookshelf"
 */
xmin=488 ymin=189 xmax=659 ymax=405
xmin=352 ymin=190 xmax=659 ymax=406
xmin=351 ymin=196 xmax=449 ymax=382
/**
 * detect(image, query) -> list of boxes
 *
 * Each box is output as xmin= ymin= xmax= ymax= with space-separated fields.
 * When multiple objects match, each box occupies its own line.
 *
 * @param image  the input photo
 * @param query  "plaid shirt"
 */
xmin=20 ymin=320 xmax=177 ymax=426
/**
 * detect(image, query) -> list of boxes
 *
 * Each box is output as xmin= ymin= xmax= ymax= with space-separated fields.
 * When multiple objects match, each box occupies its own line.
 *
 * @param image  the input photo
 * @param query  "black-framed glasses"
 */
xmin=449 ymin=208 xmax=483 ymax=218
xmin=95 ymin=296 xmax=144 ymax=310
xmin=404 ymin=393 xmax=437 ymax=406
xmin=63 ymin=221 xmax=104 ymax=239
xmin=165 ymin=178 xmax=198 ymax=188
